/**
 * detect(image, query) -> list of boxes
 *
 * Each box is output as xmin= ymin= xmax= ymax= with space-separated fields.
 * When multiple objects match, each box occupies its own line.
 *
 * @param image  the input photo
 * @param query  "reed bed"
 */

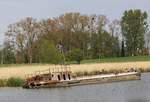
xmin=0 ymin=61 xmax=150 ymax=79
xmin=0 ymin=77 xmax=24 ymax=87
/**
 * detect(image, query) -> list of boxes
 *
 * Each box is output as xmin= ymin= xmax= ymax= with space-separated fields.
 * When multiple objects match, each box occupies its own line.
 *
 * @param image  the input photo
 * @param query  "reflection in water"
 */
xmin=0 ymin=73 xmax=150 ymax=102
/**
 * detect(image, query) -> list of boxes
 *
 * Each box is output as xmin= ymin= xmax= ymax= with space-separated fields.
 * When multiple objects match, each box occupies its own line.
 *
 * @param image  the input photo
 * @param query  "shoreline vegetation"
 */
xmin=0 ymin=56 xmax=150 ymax=68
xmin=0 ymin=56 xmax=150 ymax=87
xmin=2 ymin=10 xmax=149 ymax=65
xmin=0 ymin=77 xmax=24 ymax=87
xmin=0 ymin=68 xmax=148 ymax=87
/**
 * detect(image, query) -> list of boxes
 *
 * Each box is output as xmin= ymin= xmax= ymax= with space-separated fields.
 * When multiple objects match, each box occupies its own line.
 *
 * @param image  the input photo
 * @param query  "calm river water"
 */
xmin=0 ymin=73 xmax=150 ymax=102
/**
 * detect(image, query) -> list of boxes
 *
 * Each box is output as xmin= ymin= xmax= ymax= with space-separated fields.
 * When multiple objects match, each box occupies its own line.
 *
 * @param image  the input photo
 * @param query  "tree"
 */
xmin=1 ymin=42 xmax=15 ymax=64
xmin=58 ymin=13 xmax=90 ymax=52
xmin=90 ymin=15 xmax=108 ymax=58
xmin=109 ymin=19 xmax=121 ymax=56
xmin=5 ymin=17 xmax=40 ymax=63
xmin=121 ymin=9 xmax=148 ymax=56
xmin=109 ymin=20 xmax=121 ymax=37
xmin=38 ymin=39 xmax=62 ymax=64
xmin=4 ymin=11 xmax=148 ymax=64
xmin=67 ymin=48 xmax=83 ymax=64
xmin=90 ymin=15 xmax=120 ymax=58
xmin=121 ymin=40 xmax=125 ymax=57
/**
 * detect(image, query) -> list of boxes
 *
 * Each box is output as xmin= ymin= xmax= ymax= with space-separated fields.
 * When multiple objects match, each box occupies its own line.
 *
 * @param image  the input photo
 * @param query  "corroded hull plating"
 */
xmin=23 ymin=72 xmax=141 ymax=89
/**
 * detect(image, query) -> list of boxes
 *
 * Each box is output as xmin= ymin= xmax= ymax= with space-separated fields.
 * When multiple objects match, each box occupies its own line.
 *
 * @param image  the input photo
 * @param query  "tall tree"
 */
xmin=109 ymin=20 xmax=121 ymax=38
xmin=38 ymin=39 xmax=62 ymax=64
xmin=67 ymin=48 xmax=83 ymax=64
xmin=121 ymin=9 xmax=148 ymax=56
xmin=5 ymin=17 xmax=40 ymax=63
xmin=109 ymin=20 xmax=121 ymax=56
xmin=2 ymin=42 xmax=15 ymax=64
xmin=90 ymin=15 xmax=120 ymax=58
xmin=58 ymin=13 xmax=89 ymax=51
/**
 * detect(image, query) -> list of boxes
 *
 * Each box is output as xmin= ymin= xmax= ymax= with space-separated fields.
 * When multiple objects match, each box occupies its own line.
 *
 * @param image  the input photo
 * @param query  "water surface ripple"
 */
xmin=0 ymin=73 xmax=150 ymax=102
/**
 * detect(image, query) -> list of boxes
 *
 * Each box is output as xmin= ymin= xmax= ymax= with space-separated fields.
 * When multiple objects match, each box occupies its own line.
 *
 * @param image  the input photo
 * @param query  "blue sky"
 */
xmin=0 ymin=0 xmax=150 ymax=44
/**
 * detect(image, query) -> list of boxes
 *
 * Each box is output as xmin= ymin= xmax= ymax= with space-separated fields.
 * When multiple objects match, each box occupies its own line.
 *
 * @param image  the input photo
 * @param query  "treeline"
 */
xmin=0 ymin=9 xmax=150 ymax=64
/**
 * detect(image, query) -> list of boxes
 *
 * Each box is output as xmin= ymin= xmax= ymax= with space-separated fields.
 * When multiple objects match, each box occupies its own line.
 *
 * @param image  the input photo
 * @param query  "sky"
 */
xmin=0 ymin=0 xmax=150 ymax=44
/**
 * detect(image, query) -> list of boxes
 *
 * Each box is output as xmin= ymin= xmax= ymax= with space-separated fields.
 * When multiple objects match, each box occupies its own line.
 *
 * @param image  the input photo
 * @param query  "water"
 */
xmin=0 ymin=73 xmax=150 ymax=102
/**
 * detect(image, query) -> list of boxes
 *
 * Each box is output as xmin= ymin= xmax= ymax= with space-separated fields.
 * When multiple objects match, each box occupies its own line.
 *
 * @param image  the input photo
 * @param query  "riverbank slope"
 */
xmin=0 ymin=61 xmax=150 ymax=79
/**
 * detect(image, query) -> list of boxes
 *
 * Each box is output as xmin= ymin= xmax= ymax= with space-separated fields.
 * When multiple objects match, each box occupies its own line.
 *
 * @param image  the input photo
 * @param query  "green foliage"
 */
xmin=81 ymin=55 xmax=150 ymax=64
xmin=121 ymin=9 xmax=148 ymax=56
xmin=7 ymin=77 xmax=24 ymax=87
xmin=90 ymin=31 xmax=120 ymax=58
xmin=0 ymin=42 xmax=16 ymax=64
xmin=38 ymin=39 xmax=62 ymax=64
xmin=3 ymin=11 xmax=150 ymax=64
xmin=67 ymin=48 xmax=83 ymax=64
xmin=0 ymin=79 xmax=7 ymax=87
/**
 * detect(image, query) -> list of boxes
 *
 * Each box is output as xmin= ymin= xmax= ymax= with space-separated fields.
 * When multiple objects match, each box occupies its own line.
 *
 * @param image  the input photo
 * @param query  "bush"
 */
xmin=0 ymin=79 xmax=7 ymax=87
xmin=7 ymin=77 xmax=24 ymax=87
xmin=38 ymin=39 xmax=62 ymax=64
xmin=67 ymin=48 xmax=83 ymax=64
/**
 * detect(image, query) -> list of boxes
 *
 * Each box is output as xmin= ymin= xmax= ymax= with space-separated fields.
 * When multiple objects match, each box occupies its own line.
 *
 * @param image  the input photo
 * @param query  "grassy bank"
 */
xmin=0 ymin=56 xmax=150 ymax=80
xmin=0 ymin=56 xmax=150 ymax=68
xmin=0 ymin=61 xmax=150 ymax=79
xmin=0 ymin=56 xmax=150 ymax=87
xmin=81 ymin=56 xmax=150 ymax=64
xmin=0 ymin=77 xmax=24 ymax=87
xmin=0 ymin=67 xmax=150 ymax=87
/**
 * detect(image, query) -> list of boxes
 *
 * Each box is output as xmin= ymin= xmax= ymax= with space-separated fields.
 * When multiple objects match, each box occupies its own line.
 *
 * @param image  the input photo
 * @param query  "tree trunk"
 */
xmin=121 ymin=40 xmax=125 ymax=57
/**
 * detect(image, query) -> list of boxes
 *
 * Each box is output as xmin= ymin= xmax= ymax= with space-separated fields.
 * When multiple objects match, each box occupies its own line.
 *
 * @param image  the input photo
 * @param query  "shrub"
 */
xmin=7 ymin=77 xmax=25 ymax=87
xmin=67 ymin=48 xmax=83 ymax=64
xmin=38 ymin=39 xmax=62 ymax=64
xmin=0 ymin=79 xmax=7 ymax=87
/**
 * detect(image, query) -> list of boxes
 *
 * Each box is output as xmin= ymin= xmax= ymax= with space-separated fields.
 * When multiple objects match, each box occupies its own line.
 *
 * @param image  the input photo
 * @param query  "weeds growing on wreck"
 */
xmin=74 ymin=67 xmax=148 ymax=77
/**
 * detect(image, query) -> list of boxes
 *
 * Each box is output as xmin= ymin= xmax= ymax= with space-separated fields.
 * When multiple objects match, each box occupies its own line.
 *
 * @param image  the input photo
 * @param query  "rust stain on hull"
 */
xmin=23 ymin=66 xmax=141 ymax=89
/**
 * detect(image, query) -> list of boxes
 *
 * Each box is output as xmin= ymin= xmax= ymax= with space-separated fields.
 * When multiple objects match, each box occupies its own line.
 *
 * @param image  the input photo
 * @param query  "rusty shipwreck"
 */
xmin=23 ymin=65 xmax=141 ymax=89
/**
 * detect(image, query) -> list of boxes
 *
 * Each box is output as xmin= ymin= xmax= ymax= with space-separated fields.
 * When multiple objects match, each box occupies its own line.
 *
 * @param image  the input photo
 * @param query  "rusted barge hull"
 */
xmin=23 ymin=72 xmax=140 ymax=89
xmin=59 ymin=72 xmax=141 ymax=87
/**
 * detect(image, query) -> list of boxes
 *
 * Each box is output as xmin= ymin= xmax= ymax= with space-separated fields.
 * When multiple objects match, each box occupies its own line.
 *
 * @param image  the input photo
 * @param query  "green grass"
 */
xmin=7 ymin=77 xmax=25 ymax=87
xmin=0 ymin=79 xmax=7 ymax=87
xmin=0 ymin=63 xmax=51 ymax=68
xmin=0 ymin=56 xmax=150 ymax=68
xmin=81 ymin=55 xmax=150 ymax=64
xmin=0 ymin=77 xmax=25 ymax=87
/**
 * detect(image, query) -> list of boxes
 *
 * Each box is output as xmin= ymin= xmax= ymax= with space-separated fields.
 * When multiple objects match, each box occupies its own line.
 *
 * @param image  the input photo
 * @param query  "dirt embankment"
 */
xmin=0 ymin=61 xmax=150 ymax=79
